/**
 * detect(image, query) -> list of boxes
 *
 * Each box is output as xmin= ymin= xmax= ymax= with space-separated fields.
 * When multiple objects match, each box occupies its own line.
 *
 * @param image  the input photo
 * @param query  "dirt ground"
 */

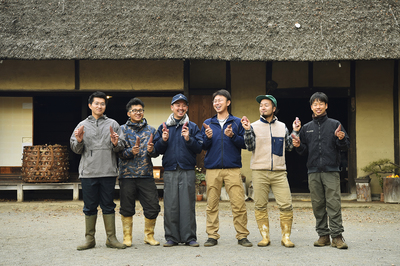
xmin=0 ymin=200 xmax=399 ymax=266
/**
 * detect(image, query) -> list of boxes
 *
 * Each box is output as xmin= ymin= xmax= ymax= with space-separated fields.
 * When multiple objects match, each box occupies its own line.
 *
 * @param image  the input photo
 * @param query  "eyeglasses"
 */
xmin=212 ymin=99 xmax=225 ymax=104
xmin=129 ymin=109 xmax=144 ymax=114
xmin=92 ymin=102 xmax=106 ymax=107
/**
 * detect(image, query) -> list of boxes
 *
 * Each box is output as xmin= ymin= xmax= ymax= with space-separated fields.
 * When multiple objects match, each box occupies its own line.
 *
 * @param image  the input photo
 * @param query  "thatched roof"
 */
xmin=1 ymin=0 xmax=399 ymax=61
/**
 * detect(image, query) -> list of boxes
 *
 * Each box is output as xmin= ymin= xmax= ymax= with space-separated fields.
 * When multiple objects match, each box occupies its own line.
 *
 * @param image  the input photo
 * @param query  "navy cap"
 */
xmin=256 ymin=95 xmax=277 ymax=107
xmin=171 ymin=93 xmax=189 ymax=105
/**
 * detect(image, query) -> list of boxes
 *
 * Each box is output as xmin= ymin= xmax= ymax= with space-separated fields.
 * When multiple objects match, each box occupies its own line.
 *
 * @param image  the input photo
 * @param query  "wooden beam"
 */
xmin=272 ymin=87 xmax=350 ymax=98
xmin=348 ymin=61 xmax=357 ymax=194
xmin=394 ymin=60 xmax=399 ymax=172
xmin=266 ymin=61 xmax=273 ymax=94
xmin=308 ymin=62 xmax=314 ymax=89
xmin=184 ymin=59 xmax=190 ymax=97
xmin=74 ymin=60 xmax=80 ymax=90
xmin=226 ymin=61 xmax=231 ymax=93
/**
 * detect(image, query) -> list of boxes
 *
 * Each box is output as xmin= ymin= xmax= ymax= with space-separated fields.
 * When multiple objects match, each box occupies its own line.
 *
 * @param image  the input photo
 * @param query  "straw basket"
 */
xmin=21 ymin=145 xmax=69 ymax=183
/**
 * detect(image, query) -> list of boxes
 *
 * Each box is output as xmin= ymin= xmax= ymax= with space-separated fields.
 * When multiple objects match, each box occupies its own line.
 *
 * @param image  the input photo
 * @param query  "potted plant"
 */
xmin=361 ymin=159 xmax=400 ymax=202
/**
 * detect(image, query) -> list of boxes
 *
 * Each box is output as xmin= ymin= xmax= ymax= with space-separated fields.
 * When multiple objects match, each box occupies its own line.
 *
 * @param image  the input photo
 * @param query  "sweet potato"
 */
xmin=135 ymin=136 xmax=140 ymax=147
xmin=77 ymin=125 xmax=84 ymax=135
xmin=241 ymin=116 xmax=249 ymax=124
xmin=162 ymin=122 xmax=169 ymax=132
xmin=182 ymin=121 xmax=189 ymax=132
xmin=335 ymin=124 xmax=342 ymax=135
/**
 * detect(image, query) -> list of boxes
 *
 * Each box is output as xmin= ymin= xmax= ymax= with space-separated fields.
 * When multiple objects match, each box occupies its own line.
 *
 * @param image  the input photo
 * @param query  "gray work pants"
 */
xmin=163 ymin=167 xmax=197 ymax=243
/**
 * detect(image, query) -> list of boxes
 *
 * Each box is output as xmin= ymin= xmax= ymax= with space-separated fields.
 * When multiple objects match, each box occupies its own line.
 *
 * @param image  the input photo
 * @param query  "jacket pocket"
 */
xmin=272 ymin=137 xmax=284 ymax=157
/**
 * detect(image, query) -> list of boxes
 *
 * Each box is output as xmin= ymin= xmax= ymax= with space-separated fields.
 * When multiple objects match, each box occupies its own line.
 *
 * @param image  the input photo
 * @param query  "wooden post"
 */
xmin=73 ymin=183 xmax=79 ymax=201
xmin=17 ymin=184 xmax=23 ymax=202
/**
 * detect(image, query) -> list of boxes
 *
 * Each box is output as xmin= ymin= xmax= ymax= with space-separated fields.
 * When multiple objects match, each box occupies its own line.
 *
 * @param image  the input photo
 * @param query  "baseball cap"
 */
xmin=171 ymin=93 xmax=189 ymax=105
xmin=256 ymin=95 xmax=277 ymax=107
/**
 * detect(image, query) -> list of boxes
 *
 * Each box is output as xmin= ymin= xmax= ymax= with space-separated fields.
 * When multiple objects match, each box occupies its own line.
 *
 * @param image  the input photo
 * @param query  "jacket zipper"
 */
xmin=270 ymin=123 xmax=273 ymax=171
xmin=220 ymin=123 xmax=224 ymax=168
xmin=318 ymin=121 xmax=322 ymax=169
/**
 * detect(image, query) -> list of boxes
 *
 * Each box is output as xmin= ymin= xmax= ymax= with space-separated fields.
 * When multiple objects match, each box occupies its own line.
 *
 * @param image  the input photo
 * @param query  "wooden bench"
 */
xmin=0 ymin=182 xmax=164 ymax=202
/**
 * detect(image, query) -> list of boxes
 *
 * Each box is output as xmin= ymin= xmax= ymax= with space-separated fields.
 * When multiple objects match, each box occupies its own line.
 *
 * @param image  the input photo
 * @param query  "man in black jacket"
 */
xmin=292 ymin=92 xmax=350 ymax=249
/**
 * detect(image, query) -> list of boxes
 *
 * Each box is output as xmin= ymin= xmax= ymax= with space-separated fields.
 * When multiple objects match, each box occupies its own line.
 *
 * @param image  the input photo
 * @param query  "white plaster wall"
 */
xmin=0 ymin=97 xmax=33 ymax=166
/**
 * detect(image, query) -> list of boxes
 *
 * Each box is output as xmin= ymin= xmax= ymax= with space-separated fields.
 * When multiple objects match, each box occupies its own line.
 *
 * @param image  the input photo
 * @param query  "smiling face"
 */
xmin=127 ymin=104 xmax=144 ymax=123
xmin=171 ymin=100 xmax=188 ymax=120
xmin=213 ymin=95 xmax=230 ymax=114
xmin=259 ymin=99 xmax=276 ymax=119
xmin=311 ymin=99 xmax=328 ymax=117
xmin=88 ymin=97 xmax=106 ymax=119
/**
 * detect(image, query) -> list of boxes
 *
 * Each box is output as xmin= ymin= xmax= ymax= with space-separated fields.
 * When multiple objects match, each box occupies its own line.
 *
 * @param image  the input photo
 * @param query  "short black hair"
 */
xmin=126 ymin=98 xmax=145 ymax=112
xmin=212 ymin=89 xmax=232 ymax=114
xmin=310 ymin=92 xmax=328 ymax=105
xmin=88 ymin=91 xmax=108 ymax=105
xmin=212 ymin=89 xmax=231 ymax=102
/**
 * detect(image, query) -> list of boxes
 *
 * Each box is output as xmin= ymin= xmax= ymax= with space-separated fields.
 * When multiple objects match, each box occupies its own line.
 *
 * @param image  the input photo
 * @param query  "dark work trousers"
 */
xmin=81 ymin=177 xmax=117 ymax=216
xmin=119 ymin=178 xmax=160 ymax=219
xmin=308 ymin=171 xmax=344 ymax=238
xmin=163 ymin=167 xmax=197 ymax=243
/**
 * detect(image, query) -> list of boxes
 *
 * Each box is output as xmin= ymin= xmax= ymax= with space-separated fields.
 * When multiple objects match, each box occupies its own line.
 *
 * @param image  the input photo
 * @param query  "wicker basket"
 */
xmin=21 ymin=145 xmax=70 ymax=183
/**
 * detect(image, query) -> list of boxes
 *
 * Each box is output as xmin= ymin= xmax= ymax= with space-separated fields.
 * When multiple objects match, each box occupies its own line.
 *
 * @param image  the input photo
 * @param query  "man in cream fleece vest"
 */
xmin=242 ymin=95 xmax=301 ymax=248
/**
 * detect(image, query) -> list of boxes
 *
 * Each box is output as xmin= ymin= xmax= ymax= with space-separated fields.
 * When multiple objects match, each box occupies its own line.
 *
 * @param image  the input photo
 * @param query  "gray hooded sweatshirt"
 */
xmin=70 ymin=115 xmax=124 ymax=178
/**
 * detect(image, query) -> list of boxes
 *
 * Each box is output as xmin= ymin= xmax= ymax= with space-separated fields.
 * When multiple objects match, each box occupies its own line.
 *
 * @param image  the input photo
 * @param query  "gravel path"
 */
xmin=0 ymin=200 xmax=399 ymax=266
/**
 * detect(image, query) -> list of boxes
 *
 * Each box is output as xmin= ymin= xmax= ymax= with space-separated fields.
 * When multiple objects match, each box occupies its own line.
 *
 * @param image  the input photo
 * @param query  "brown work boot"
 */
xmin=314 ymin=235 xmax=331 ymax=247
xmin=331 ymin=234 xmax=348 ymax=249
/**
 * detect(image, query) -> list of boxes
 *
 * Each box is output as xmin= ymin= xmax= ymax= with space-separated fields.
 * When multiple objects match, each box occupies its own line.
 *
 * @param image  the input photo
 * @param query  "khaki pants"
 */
xmin=252 ymin=170 xmax=293 ymax=212
xmin=205 ymin=168 xmax=249 ymax=240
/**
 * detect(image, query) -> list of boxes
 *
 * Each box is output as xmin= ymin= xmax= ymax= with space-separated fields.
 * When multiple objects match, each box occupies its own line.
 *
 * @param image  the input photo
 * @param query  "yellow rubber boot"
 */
xmin=144 ymin=217 xmax=160 ymax=246
xmin=280 ymin=210 xmax=295 ymax=248
xmin=121 ymin=215 xmax=133 ymax=247
xmin=255 ymin=209 xmax=270 ymax=247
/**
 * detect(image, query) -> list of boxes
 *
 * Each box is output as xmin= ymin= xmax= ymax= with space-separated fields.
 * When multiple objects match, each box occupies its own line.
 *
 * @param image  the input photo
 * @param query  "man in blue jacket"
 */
xmin=118 ymin=98 xmax=160 ymax=247
xmin=153 ymin=93 xmax=203 ymax=247
xmin=292 ymin=92 xmax=350 ymax=249
xmin=201 ymin=89 xmax=252 ymax=247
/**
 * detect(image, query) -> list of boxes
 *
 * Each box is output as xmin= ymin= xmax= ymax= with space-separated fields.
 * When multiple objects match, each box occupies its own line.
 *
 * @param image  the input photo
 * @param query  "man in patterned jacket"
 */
xmin=118 ymin=98 xmax=160 ymax=247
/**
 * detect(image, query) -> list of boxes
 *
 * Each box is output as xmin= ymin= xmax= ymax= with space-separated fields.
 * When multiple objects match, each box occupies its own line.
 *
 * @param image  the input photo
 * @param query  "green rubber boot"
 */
xmin=77 ymin=214 xmax=97 ymax=251
xmin=103 ymin=214 xmax=126 ymax=249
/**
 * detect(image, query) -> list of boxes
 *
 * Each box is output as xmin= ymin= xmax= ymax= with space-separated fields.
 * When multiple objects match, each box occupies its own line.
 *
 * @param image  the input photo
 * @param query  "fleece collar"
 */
xmin=166 ymin=113 xmax=190 ymax=128
xmin=259 ymin=115 xmax=277 ymax=124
